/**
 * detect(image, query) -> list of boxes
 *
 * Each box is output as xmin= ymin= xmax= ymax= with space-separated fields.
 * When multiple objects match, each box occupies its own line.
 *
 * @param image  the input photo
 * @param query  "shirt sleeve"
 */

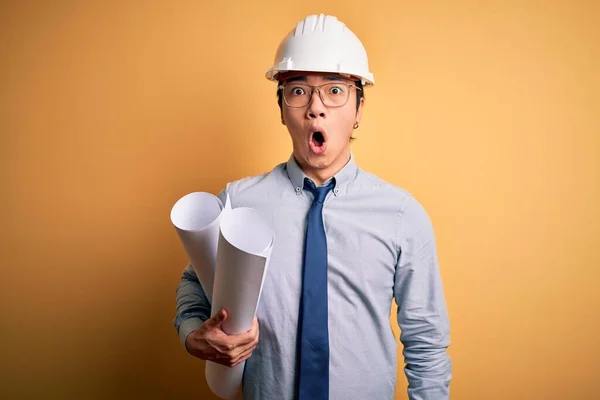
xmin=173 ymin=264 xmax=211 ymax=350
xmin=394 ymin=195 xmax=452 ymax=400
xmin=172 ymin=186 xmax=229 ymax=350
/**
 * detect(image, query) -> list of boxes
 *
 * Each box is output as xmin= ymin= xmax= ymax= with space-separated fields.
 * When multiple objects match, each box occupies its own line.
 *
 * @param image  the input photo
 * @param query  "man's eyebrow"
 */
xmin=284 ymin=76 xmax=308 ymax=83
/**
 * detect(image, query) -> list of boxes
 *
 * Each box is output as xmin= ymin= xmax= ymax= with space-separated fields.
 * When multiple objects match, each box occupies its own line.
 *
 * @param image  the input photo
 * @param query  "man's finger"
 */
xmin=234 ymin=317 xmax=259 ymax=344
xmin=221 ymin=319 xmax=259 ymax=348
xmin=210 ymin=339 xmax=236 ymax=353
xmin=231 ymin=346 xmax=256 ymax=366
xmin=249 ymin=316 xmax=259 ymax=335
xmin=205 ymin=308 xmax=228 ymax=329
xmin=217 ymin=332 xmax=257 ymax=357
xmin=228 ymin=334 xmax=259 ymax=358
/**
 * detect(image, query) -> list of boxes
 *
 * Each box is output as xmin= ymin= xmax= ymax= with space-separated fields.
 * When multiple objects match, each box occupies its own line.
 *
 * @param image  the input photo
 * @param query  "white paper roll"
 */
xmin=170 ymin=192 xmax=231 ymax=302
xmin=171 ymin=192 xmax=274 ymax=399
xmin=206 ymin=206 xmax=274 ymax=399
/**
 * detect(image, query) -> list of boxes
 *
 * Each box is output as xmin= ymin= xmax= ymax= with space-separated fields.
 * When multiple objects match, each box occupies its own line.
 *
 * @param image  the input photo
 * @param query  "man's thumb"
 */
xmin=209 ymin=308 xmax=227 ymax=327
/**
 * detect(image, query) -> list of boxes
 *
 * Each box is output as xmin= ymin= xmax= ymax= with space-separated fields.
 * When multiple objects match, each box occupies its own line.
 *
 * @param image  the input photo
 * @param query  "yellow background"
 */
xmin=1 ymin=1 xmax=599 ymax=399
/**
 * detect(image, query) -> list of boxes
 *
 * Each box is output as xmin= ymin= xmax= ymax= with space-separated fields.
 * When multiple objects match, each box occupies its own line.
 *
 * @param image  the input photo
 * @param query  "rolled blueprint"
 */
xmin=170 ymin=192 xmax=231 ymax=302
xmin=206 ymin=205 xmax=274 ymax=399
xmin=170 ymin=191 xmax=274 ymax=399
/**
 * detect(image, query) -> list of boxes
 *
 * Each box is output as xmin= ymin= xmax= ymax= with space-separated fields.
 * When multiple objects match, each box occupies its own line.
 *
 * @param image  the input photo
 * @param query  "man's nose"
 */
xmin=306 ymin=90 xmax=326 ymax=119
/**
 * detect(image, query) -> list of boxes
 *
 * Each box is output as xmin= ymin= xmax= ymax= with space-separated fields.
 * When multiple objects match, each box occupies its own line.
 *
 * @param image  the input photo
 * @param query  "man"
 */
xmin=174 ymin=14 xmax=452 ymax=400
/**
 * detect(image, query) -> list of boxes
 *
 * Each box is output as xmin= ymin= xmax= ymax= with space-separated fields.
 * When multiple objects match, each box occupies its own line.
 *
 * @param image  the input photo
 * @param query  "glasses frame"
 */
xmin=278 ymin=81 xmax=362 ymax=108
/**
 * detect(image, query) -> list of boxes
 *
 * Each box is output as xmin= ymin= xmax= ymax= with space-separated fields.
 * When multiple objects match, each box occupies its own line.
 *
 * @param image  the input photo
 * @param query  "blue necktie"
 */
xmin=298 ymin=177 xmax=335 ymax=400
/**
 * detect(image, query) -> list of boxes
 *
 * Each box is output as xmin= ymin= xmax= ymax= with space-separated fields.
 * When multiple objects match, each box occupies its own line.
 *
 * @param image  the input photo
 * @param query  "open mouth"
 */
xmin=309 ymin=130 xmax=327 ymax=155
xmin=312 ymin=131 xmax=325 ymax=147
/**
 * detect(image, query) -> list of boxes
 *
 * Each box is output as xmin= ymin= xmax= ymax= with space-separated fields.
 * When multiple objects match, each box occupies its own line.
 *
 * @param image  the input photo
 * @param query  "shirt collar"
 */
xmin=285 ymin=152 xmax=358 ymax=196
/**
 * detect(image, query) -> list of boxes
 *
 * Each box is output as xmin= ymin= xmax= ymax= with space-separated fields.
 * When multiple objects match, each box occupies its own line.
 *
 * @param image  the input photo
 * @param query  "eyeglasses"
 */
xmin=278 ymin=82 xmax=361 ymax=108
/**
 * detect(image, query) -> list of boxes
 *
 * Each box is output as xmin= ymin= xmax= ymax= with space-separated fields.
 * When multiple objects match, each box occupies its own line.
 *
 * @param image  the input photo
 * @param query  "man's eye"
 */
xmin=329 ymin=86 xmax=344 ymax=95
xmin=291 ymin=87 xmax=305 ymax=95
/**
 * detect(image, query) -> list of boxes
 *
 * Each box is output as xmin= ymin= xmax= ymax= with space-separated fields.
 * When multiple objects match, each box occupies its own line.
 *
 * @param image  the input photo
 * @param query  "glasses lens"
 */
xmin=321 ymin=83 xmax=349 ymax=107
xmin=283 ymin=84 xmax=311 ymax=107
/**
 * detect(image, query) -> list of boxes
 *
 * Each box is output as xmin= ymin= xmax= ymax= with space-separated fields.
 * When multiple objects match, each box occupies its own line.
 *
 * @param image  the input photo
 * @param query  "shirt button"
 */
xmin=296 ymin=187 xmax=301 ymax=194
xmin=334 ymin=188 xmax=340 ymax=195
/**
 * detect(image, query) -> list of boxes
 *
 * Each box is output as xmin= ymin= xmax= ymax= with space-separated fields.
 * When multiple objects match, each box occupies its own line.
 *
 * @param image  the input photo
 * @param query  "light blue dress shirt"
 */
xmin=174 ymin=154 xmax=452 ymax=400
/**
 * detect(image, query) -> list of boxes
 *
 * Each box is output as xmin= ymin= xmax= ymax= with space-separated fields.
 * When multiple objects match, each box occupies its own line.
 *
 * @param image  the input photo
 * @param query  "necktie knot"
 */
xmin=304 ymin=178 xmax=335 ymax=204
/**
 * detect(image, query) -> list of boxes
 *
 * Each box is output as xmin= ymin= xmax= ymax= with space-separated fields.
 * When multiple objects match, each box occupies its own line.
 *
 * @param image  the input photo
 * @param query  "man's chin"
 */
xmin=305 ymin=154 xmax=330 ymax=169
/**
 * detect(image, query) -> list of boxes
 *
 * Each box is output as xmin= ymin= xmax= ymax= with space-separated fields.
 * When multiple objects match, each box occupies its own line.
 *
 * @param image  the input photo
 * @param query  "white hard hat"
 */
xmin=266 ymin=14 xmax=375 ymax=86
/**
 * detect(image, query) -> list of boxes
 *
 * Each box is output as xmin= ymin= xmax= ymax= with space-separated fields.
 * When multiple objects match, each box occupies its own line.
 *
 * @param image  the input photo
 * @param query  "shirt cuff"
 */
xmin=178 ymin=317 xmax=203 ymax=352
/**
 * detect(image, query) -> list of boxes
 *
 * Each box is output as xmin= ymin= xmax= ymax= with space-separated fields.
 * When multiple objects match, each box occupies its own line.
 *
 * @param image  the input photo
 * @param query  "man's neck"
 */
xmin=296 ymin=150 xmax=351 ymax=187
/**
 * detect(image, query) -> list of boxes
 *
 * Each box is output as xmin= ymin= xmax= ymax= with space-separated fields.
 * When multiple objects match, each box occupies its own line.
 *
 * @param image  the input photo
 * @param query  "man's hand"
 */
xmin=185 ymin=308 xmax=259 ymax=367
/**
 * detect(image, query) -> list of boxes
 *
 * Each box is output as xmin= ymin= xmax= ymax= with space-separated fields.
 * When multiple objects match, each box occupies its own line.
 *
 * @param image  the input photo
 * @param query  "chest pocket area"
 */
xmin=324 ymin=216 xmax=397 ymax=302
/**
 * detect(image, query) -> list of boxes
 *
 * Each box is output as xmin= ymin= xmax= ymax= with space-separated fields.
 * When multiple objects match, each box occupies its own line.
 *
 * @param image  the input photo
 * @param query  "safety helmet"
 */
xmin=265 ymin=14 xmax=375 ymax=86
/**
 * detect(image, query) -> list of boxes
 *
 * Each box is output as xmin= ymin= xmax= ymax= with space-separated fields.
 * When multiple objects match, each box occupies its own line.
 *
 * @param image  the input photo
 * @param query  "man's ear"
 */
xmin=280 ymin=109 xmax=286 ymax=125
xmin=355 ymin=96 xmax=365 ymax=125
